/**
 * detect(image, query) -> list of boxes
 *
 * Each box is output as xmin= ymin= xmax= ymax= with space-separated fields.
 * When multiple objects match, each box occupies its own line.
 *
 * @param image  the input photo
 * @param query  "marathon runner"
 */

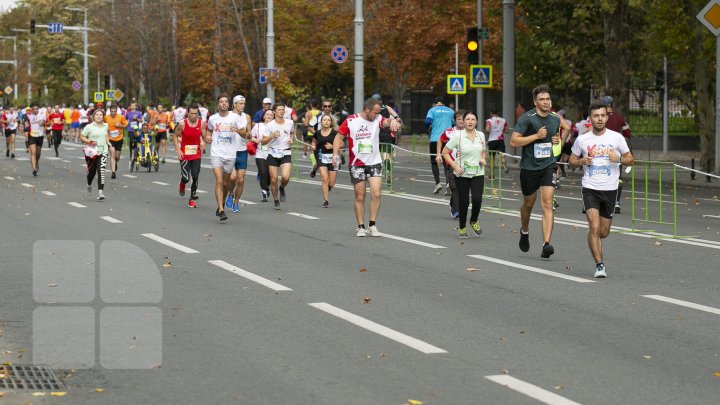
xmin=80 ymin=108 xmax=110 ymax=201
xmin=23 ymin=104 xmax=47 ymax=176
xmin=311 ymin=113 xmax=339 ymax=208
xmin=225 ymin=95 xmax=253 ymax=213
xmin=2 ymin=106 xmax=18 ymax=158
xmin=104 ymin=105 xmax=128 ymax=179
xmin=263 ymin=103 xmax=295 ymax=210
xmin=174 ymin=103 xmax=206 ymax=208
xmin=151 ymin=104 xmax=171 ymax=163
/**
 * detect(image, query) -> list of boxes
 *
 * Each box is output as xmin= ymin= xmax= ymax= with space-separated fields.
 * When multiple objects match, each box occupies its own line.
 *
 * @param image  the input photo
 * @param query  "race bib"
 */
xmin=131 ymin=122 xmax=139 ymax=129
xmin=53 ymin=118 xmax=61 ymax=124
xmin=463 ymin=163 xmax=481 ymax=176
xmin=30 ymin=130 xmax=39 ymax=137
xmin=589 ymin=157 xmax=611 ymax=177
xmin=270 ymin=148 xmax=285 ymax=158
xmin=321 ymin=153 xmax=333 ymax=164
xmin=533 ymin=142 xmax=552 ymax=158
xmin=358 ymin=140 xmax=373 ymax=154
xmin=109 ymin=130 xmax=119 ymax=138
xmin=184 ymin=145 xmax=198 ymax=155
xmin=157 ymin=123 xmax=166 ymax=130
xmin=260 ymin=144 xmax=269 ymax=151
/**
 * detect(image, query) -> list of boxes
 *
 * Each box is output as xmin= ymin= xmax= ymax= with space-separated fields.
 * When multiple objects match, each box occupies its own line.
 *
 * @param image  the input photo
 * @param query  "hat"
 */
xmin=78 ymin=104 xmax=83 ymax=108
xmin=371 ymin=93 xmax=381 ymax=100
xmin=262 ymin=97 xmax=272 ymax=104
xmin=600 ymin=96 xmax=613 ymax=105
xmin=233 ymin=95 xmax=245 ymax=104
xmin=434 ymin=96 xmax=445 ymax=104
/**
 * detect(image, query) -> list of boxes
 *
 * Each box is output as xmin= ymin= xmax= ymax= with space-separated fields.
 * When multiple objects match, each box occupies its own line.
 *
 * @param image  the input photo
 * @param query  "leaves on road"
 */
xmin=362 ymin=297 xmax=372 ymax=304
xmin=50 ymin=392 xmax=67 ymax=397
xmin=643 ymin=355 xmax=652 ymax=359
xmin=94 ymin=388 xmax=106 ymax=393
xmin=713 ymin=372 xmax=720 ymax=377
xmin=554 ymin=385 xmax=564 ymax=390
xmin=466 ymin=268 xmax=479 ymax=272
xmin=407 ymin=400 xmax=424 ymax=405
xmin=565 ymin=265 xmax=574 ymax=272
xmin=47 ymin=283 xmax=58 ymax=287
xmin=162 ymin=261 xmax=173 ymax=269
xmin=653 ymin=241 xmax=662 ymax=247
xmin=359 ymin=267 xmax=367 ymax=272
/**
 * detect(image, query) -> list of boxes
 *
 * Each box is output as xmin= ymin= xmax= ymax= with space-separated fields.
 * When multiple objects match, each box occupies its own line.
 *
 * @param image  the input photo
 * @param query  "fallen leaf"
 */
xmin=94 ymin=388 xmax=105 ymax=393
xmin=519 ymin=331 xmax=525 ymax=334
xmin=694 ymin=199 xmax=700 ymax=205
xmin=50 ymin=392 xmax=67 ymax=397
xmin=713 ymin=372 xmax=720 ymax=377
xmin=499 ymin=223 xmax=506 ymax=228
xmin=48 ymin=283 xmax=57 ymax=287
xmin=152 ymin=365 xmax=161 ymax=369
xmin=0 ymin=392 xmax=4 ymax=398
xmin=554 ymin=385 xmax=564 ymax=390
xmin=565 ymin=265 xmax=573 ymax=271
xmin=362 ymin=297 xmax=371 ymax=303
xmin=466 ymin=268 xmax=479 ymax=272
xmin=643 ymin=355 xmax=652 ymax=359
xmin=32 ymin=392 xmax=46 ymax=396
xmin=511 ymin=230 xmax=518 ymax=234
xmin=359 ymin=267 xmax=367 ymax=272
xmin=379 ymin=352 xmax=387 ymax=357
xmin=407 ymin=400 xmax=424 ymax=405
xmin=500 ymin=336 xmax=506 ymax=341
xmin=654 ymin=241 xmax=662 ymax=247
xmin=502 ymin=368 xmax=509 ymax=374
xmin=162 ymin=261 xmax=173 ymax=269
xmin=203 ymin=234 xmax=212 ymax=237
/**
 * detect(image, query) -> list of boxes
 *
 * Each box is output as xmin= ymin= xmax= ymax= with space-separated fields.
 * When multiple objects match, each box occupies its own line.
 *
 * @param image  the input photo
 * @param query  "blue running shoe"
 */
xmin=232 ymin=203 xmax=240 ymax=213
xmin=225 ymin=194 xmax=233 ymax=209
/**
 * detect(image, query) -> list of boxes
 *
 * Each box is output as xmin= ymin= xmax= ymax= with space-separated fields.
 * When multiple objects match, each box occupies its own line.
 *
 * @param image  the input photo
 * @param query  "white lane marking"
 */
xmin=123 ymin=174 xmax=138 ymax=178
xmin=141 ymin=233 xmax=199 ymax=254
xmin=468 ymin=254 xmax=595 ymax=283
xmin=62 ymin=160 xmax=71 ymax=163
xmin=287 ymin=212 xmax=319 ymax=220
xmin=641 ymin=295 xmax=720 ymax=315
xmin=67 ymin=202 xmax=86 ymax=208
xmin=485 ymin=375 xmax=582 ymax=405
xmin=408 ymin=178 xmax=437 ymax=184
xmin=15 ymin=157 xmax=29 ymax=161
xmin=209 ymin=260 xmax=292 ymax=291
xmin=41 ymin=191 xmax=56 ymax=196
xmin=309 ymin=302 xmax=447 ymax=354
xmin=46 ymin=157 xmax=61 ymax=160
xmin=4 ymin=176 xmax=15 ymax=180
xmin=238 ymin=199 xmax=257 ymax=205
xmin=164 ymin=158 xmax=180 ymax=163
xmin=196 ymin=190 xmax=208 ymax=194
xmin=61 ymin=143 xmax=82 ymax=149
xmin=152 ymin=181 xmax=169 ymax=186
xmin=702 ymin=214 xmax=720 ymax=219
xmin=379 ymin=232 xmax=446 ymax=249
xmin=100 ymin=216 xmax=123 ymax=224
xmin=21 ymin=183 xmax=34 ymax=188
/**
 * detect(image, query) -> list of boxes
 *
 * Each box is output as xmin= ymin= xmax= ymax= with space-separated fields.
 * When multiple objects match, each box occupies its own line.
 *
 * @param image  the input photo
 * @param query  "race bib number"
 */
xmin=131 ymin=122 xmax=139 ymax=129
xmin=260 ymin=144 xmax=269 ymax=151
xmin=589 ymin=157 xmax=611 ymax=177
xmin=534 ymin=142 xmax=552 ymax=158
xmin=184 ymin=145 xmax=198 ymax=155
xmin=109 ymin=130 xmax=119 ymax=138
xmin=358 ymin=140 xmax=373 ymax=154
xmin=53 ymin=118 xmax=61 ymax=124
xmin=270 ymin=148 xmax=285 ymax=158
xmin=157 ymin=123 xmax=166 ymax=130
xmin=463 ymin=163 xmax=481 ymax=176
xmin=30 ymin=130 xmax=39 ymax=137
xmin=321 ymin=153 xmax=333 ymax=164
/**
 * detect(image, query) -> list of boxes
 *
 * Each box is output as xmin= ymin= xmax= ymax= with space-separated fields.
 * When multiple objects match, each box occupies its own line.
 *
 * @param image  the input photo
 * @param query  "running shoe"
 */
xmin=553 ymin=198 xmax=559 ymax=210
xmin=10 ymin=153 xmax=14 ymax=159
xmin=161 ymin=158 xmax=166 ymax=164
xmin=225 ymin=194 xmax=233 ymax=209
xmin=32 ymin=169 xmax=37 ymax=177
xmin=594 ymin=263 xmax=607 ymax=278
xmin=274 ymin=200 xmax=281 ymax=210
xmin=368 ymin=225 xmax=381 ymax=237
xmin=87 ymin=185 xmax=92 ymax=196
xmin=111 ymin=172 xmax=116 ymax=179
xmin=519 ymin=231 xmax=530 ymax=252
xmin=179 ymin=182 xmax=185 ymax=196
xmin=97 ymin=190 xmax=105 ymax=201
xmin=216 ymin=209 xmax=228 ymax=221
xmin=55 ymin=150 xmax=59 ymax=158
xmin=614 ymin=203 xmax=621 ymax=214
xmin=261 ymin=189 xmax=268 ymax=202
xmin=279 ymin=187 xmax=286 ymax=202
xmin=451 ymin=210 xmax=459 ymax=219
xmin=188 ymin=199 xmax=198 ymax=208
xmin=445 ymin=185 xmax=451 ymax=196
xmin=458 ymin=228 xmax=468 ymax=239
xmin=322 ymin=200 xmax=329 ymax=208
xmin=540 ymin=243 xmax=555 ymax=259
xmin=310 ymin=166 xmax=317 ymax=178
xmin=470 ymin=222 xmax=483 ymax=236
xmin=232 ymin=203 xmax=240 ymax=213
xmin=433 ymin=183 xmax=442 ymax=194
xmin=5 ymin=150 xmax=8 ymax=157
xmin=356 ymin=227 xmax=367 ymax=237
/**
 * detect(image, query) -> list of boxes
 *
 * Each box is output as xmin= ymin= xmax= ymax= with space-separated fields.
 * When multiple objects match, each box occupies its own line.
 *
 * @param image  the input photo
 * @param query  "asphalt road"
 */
xmin=1 ymin=141 xmax=719 ymax=404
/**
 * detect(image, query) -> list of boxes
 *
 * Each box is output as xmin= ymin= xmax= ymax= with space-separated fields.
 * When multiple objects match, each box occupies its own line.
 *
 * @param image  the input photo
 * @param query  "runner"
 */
xmin=308 ymin=99 xmax=338 ymax=178
xmin=442 ymin=111 xmax=487 ymax=238
xmin=70 ymin=105 xmax=80 ymax=142
xmin=225 ymin=95 xmax=253 ymax=213
xmin=23 ymin=104 xmax=47 ymax=176
xmin=150 ymin=103 xmax=171 ymax=163
xmin=437 ymin=110 xmax=465 ymax=218
xmin=262 ymin=103 xmax=295 ymax=210
xmin=252 ymin=97 xmax=272 ymax=123
xmin=203 ymin=94 xmax=244 ymax=222
xmin=80 ymin=108 xmax=110 ymax=201
xmin=484 ymin=110 xmax=509 ymax=177
xmin=174 ymin=103 xmax=206 ymax=208
xmin=251 ymin=108 xmax=274 ymax=202
xmin=124 ymin=102 xmax=144 ymax=156
xmin=79 ymin=104 xmax=90 ymax=130
xmin=104 ymin=105 xmax=128 ymax=179
xmin=47 ymin=106 xmax=65 ymax=157
xmin=569 ymin=101 xmax=634 ymax=278
xmin=332 ymin=97 xmax=401 ymax=236
xmin=311 ymin=113 xmax=339 ymax=207
xmin=302 ymin=99 xmax=320 ymax=159
xmin=425 ymin=96 xmax=455 ymax=194
xmin=509 ymin=84 xmax=562 ymax=258
xmin=1 ymin=106 xmax=18 ymax=158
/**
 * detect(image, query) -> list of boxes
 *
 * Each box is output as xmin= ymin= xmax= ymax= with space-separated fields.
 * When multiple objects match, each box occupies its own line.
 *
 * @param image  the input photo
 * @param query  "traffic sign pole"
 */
xmin=477 ymin=0 xmax=484 ymax=122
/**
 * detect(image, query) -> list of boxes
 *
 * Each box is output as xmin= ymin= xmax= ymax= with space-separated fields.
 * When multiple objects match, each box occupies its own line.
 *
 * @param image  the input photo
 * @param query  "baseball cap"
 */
xmin=600 ymin=96 xmax=613 ymax=105
xmin=78 ymin=104 xmax=83 ymax=108
xmin=233 ymin=95 xmax=245 ymax=104
xmin=262 ymin=97 xmax=272 ymax=104
xmin=371 ymin=93 xmax=381 ymax=100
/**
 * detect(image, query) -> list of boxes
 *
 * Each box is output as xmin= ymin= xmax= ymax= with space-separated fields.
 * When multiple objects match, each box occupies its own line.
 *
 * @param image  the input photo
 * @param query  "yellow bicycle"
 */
xmin=130 ymin=130 xmax=159 ymax=172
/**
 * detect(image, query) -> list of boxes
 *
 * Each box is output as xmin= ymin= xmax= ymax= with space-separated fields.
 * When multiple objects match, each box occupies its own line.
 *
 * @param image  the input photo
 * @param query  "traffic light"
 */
xmin=30 ymin=19 xmax=35 ymax=34
xmin=466 ymin=27 xmax=479 ymax=64
xmin=104 ymin=75 xmax=110 ymax=89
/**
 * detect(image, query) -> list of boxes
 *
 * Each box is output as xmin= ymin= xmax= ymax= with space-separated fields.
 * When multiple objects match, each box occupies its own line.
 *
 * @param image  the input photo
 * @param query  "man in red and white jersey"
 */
xmin=484 ymin=110 xmax=509 ymax=176
xmin=332 ymin=97 xmax=401 ymax=237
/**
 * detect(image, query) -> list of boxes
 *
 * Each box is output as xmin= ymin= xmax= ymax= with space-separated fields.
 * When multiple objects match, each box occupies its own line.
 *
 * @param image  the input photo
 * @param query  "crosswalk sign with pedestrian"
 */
xmin=447 ymin=75 xmax=467 ymax=95
xmin=470 ymin=65 xmax=493 ymax=88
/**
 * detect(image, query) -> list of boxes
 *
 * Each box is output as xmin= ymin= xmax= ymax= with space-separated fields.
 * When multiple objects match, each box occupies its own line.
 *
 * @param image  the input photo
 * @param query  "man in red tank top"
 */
xmin=174 ymin=103 xmax=206 ymax=207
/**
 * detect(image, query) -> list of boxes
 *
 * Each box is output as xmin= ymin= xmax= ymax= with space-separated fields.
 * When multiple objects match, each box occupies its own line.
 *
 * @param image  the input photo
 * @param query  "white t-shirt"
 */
xmin=4 ymin=112 xmax=18 ymax=130
xmin=251 ymin=122 xmax=271 ymax=159
xmin=283 ymin=106 xmax=295 ymax=121
xmin=338 ymin=113 xmax=386 ymax=166
xmin=571 ymin=129 xmax=629 ymax=191
xmin=265 ymin=120 xmax=294 ymax=157
xmin=235 ymin=113 xmax=250 ymax=152
xmin=207 ymin=112 xmax=243 ymax=159
xmin=575 ymin=118 xmax=590 ymax=137
xmin=173 ymin=107 xmax=187 ymax=123
xmin=26 ymin=112 xmax=47 ymax=137
xmin=485 ymin=116 xmax=507 ymax=142
xmin=79 ymin=108 xmax=89 ymax=124
xmin=199 ymin=107 xmax=209 ymax=122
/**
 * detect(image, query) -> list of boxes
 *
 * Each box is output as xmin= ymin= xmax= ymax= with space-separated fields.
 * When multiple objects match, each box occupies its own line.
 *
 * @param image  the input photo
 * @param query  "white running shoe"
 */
xmin=433 ymin=183 xmax=443 ymax=194
xmin=368 ymin=225 xmax=381 ymax=237
xmin=594 ymin=263 xmax=607 ymax=278
xmin=97 ymin=190 xmax=105 ymax=201
xmin=356 ymin=228 xmax=367 ymax=237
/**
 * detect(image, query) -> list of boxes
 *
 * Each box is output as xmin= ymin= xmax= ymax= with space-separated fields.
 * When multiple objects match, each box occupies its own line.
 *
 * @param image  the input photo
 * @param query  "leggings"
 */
xmin=52 ymin=130 xmax=63 ymax=151
xmin=255 ymin=157 xmax=269 ymax=193
xmin=444 ymin=164 xmax=458 ymax=212
xmin=86 ymin=153 xmax=108 ymax=190
xmin=180 ymin=159 xmax=201 ymax=196
xmin=455 ymin=175 xmax=484 ymax=229
xmin=429 ymin=141 xmax=440 ymax=184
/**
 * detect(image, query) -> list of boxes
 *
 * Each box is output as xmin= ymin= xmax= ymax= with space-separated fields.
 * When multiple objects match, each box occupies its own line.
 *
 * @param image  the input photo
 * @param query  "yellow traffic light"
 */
xmin=467 ymin=40 xmax=478 ymax=51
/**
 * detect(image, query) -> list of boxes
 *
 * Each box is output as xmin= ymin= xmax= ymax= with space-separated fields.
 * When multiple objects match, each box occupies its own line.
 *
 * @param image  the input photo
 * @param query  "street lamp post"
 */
xmin=65 ymin=7 xmax=90 ymax=106
xmin=0 ymin=35 xmax=17 ymax=100
xmin=10 ymin=29 xmax=29 ymax=103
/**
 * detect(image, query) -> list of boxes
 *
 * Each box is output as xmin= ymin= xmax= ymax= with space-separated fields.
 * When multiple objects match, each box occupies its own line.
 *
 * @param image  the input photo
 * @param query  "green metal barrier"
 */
xmin=630 ymin=159 xmax=689 ymax=239
xmin=482 ymin=150 xmax=507 ymax=210
xmin=379 ymin=142 xmax=395 ymax=193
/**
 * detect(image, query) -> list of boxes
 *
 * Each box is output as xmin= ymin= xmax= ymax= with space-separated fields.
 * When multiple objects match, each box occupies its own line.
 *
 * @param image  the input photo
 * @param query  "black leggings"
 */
xmin=429 ymin=141 xmax=440 ymax=183
xmin=180 ymin=159 xmax=201 ymax=196
xmin=455 ymin=175 xmax=484 ymax=229
xmin=86 ymin=153 xmax=107 ymax=190
xmin=52 ymin=129 xmax=63 ymax=151
xmin=255 ymin=157 xmax=269 ymax=193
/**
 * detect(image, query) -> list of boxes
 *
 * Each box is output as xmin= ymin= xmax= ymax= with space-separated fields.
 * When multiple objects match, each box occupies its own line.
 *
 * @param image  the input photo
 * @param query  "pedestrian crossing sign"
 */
xmin=94 ymin=92 xmax=104 ymax=103
xmin=470 ymin=65 xmax=492 ymax=88
xmin=447 ymin=75 xmax=467 ymax=95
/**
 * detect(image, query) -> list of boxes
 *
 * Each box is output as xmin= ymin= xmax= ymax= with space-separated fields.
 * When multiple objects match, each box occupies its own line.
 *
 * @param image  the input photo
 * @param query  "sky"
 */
xmin=0 ymin=0 xmax=16 ymax=12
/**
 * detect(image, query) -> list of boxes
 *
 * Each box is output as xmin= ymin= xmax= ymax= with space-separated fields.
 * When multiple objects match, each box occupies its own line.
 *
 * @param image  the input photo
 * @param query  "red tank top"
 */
xmin=180 ymin=118 xmax=202 ymax=161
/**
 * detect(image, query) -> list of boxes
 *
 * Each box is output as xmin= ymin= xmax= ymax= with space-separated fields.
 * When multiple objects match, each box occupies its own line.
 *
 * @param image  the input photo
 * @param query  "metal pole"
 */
xmin=662 ymin=55 xmax=668 ymax=156
xmin=477 ymin=0 xmax=483 ymax=119
xmin=83 ymin=8 xmax=89 ymax=105
xmin=27 ymin=38 xmax=31 ymax=103
xmin=502 ymin=0 xmax=516 ymax=129
xmin=266 ymin=0 xmax=275 ymax=102
xmin=455 ymin=43 xmax=459 ymax=109
xmin=354 ymin=0 xmax=364 ymax=112
xmin=716 ymin=36 xmax=720 ymax=174
xmin=13 ymin=37 xmax=17 ymax=100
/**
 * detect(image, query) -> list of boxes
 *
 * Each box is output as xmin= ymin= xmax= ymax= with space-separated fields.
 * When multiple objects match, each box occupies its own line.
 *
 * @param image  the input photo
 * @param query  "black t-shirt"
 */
xmin=514 ymin=109 xmax=561 ymax=170
xmin=315 ymin=128 xmax=338 ymax=154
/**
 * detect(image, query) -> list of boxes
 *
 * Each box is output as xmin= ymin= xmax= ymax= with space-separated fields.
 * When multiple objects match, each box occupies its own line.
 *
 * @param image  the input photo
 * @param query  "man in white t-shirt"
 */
xmin=262 ymin=103 xmax=295 ymax=210
xmin=23 ymin=104 xmax=47 ymax=176
xmin=224 ymin=95 xmax=253 ymax=213
xmin=203 ymin=94 xmax=244 ymax=222
xmin=484 ymin=110 xmax=509 ymax=176
xmin=569 ymin=101 xmax=633 ymax=279
xmin=331 ymin=97 xmax=401 ymax=237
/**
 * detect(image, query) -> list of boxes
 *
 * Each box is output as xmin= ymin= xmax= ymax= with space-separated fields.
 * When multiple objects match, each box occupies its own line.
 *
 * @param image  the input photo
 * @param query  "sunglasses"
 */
xmin=322 ymin=105 xmax=332 ymax=108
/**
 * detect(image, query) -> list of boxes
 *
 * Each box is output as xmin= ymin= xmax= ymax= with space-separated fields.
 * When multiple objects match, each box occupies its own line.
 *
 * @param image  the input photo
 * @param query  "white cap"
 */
xmin=78 ymin=104 xmax=83 ymax=108
xmin=233 ymin=95 xmax=245 ymax=104
xmin=262 ymin=97 xmax=272 ymax=104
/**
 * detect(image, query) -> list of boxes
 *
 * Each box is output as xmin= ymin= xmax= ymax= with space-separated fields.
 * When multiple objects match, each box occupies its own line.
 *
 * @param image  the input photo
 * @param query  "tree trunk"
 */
xmin=692 ymin=20 xmax=715 ymax=172
xmin=604 ymin=0 xmax=632 ymax=114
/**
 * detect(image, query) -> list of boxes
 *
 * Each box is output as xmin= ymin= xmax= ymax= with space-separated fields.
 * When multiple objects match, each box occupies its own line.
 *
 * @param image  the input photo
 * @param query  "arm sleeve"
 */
xmin=338 ymin=118 xmax=350 ymax=137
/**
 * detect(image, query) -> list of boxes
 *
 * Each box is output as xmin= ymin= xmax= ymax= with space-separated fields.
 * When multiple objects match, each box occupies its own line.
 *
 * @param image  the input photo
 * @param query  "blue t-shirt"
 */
xmin=125 ymin=110 xmax=143 ymax=133
xmin=425 ymin=105 xmax=455 ymax=142
xmin=252 ymin=109 xmax=266 ymax=123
